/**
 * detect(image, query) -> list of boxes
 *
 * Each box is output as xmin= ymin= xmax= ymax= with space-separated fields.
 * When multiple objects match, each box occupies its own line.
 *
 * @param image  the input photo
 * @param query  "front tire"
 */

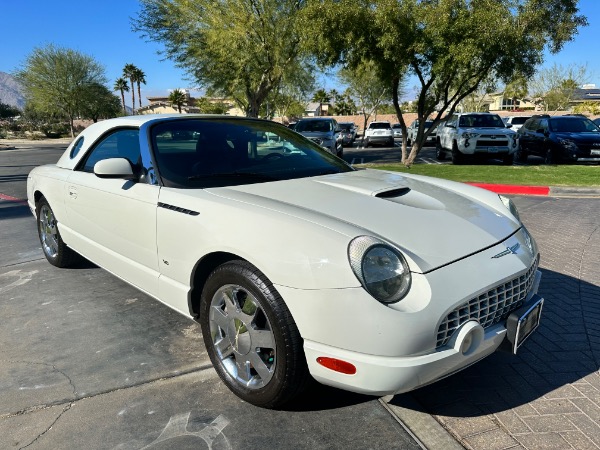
xmin=36 ymin=197 xmax=80 ymax=268
xmin=200 ymin=261 xmax=309 ymax=409
xmin=435 ymin=140 xmax=445 ymax=160
xmin=451 ymin=142 xmax=465 ymax=165
xmin=544 ymin=148 xmax=556 ymax=164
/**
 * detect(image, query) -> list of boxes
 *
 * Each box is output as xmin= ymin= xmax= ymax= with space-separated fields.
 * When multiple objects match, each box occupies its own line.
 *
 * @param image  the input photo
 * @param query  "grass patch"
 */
xmin=360 ymin=163 xmax=600 ymax=187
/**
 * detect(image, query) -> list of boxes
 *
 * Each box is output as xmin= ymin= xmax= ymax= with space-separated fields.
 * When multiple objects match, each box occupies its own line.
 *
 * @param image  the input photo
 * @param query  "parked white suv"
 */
xmin=436 ymin=112 xmax=517 ymax=164
xmin=503 ymin=115 xmax=533 ymax=132
xmin=364 ymin=121 xmax=394 ymax=147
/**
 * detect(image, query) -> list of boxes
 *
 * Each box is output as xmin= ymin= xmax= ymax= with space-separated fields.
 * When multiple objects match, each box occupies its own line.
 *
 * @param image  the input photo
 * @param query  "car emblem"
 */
xmin=492 ymin=243 xmax=520 ymax=259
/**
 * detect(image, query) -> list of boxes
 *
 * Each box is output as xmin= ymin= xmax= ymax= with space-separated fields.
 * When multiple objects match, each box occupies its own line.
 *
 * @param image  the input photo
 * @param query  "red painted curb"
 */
xmin=0 ymin=193 xmax=28 ymax=204
xmin=467 ymin=183 xmax=550 ymax=196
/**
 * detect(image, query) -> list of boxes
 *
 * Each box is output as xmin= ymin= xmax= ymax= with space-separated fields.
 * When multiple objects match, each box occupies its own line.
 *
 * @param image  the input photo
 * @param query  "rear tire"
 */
xmin=36 ymin=197 xmax=80 ymax=268
xmin=200 ymin=260 xmax=309 ymax=409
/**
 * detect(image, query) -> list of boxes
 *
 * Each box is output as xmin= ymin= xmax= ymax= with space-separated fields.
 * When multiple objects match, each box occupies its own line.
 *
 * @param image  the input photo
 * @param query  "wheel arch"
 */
xmin=189 ymin=251 xmax=250 ymax=317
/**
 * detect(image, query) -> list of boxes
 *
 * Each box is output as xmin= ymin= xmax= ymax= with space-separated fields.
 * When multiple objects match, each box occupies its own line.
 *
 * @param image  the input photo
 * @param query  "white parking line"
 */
xmin=350 ymin=158 xmax=365 ymax=165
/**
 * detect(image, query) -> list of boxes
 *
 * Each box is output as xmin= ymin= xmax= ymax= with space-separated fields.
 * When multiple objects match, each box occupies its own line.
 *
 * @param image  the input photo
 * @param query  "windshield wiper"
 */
xmin=188 ymin=172 xmax=277 ymax=181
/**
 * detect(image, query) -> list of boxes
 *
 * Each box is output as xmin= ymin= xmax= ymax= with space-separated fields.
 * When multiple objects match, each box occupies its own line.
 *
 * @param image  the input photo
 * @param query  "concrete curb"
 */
xmin=380 ymin=395 xmax=464 ymax=450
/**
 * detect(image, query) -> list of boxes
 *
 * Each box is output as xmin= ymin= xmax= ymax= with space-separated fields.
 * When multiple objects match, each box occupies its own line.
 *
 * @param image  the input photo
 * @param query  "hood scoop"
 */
xmin=375 ymin=187 xmax=411 ymax=198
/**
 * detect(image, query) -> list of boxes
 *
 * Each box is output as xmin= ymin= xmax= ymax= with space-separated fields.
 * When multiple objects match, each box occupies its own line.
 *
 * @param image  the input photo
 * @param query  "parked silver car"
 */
xmin=294 ymin=118 xmax=344 ymax=156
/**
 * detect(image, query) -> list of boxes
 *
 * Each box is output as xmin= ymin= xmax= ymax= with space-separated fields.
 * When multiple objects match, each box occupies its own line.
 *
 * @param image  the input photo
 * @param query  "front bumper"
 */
xmin=277 ymin=229 xmax=541 ymax=395
xmin=304 ymin=288 xmax=542 ymax=396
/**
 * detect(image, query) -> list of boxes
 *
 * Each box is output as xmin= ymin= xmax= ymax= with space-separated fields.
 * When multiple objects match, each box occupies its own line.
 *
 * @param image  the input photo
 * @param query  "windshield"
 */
xmin=339 ymin=123 xmax=353 ymax=131
xmin=150 ymin=118 xmax=353 ymax=188
xmin=458 ymin=114 xmax=505 ymax=128
xmin=294 ymin=119 xmax=333 ymax=132
xmin=549 ymin=117 xmax=600 ymax=133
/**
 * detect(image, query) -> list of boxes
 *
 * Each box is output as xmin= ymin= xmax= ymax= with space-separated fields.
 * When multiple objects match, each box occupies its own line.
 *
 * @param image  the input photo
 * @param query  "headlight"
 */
xmin=499 ymin=195 xmax=520 ymax=221
xmin=558 ymin=138 xmax=577 ymax=149
xmin=348 ymin=236 xmax=411 ymax=304
xmin=461 ymin=132 xmax=479 ymax=139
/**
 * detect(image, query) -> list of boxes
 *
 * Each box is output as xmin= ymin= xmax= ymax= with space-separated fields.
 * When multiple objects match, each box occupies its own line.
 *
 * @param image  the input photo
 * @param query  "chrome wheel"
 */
xmin=39 ymin=204 xmax=59 ymax=258
xmin=208 ymin=284 xmax=276 ymax=389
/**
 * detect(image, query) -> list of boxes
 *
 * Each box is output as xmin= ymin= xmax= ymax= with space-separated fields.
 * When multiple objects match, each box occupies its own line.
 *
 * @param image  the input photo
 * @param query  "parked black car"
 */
xmin=516 ymin=115 xmax=600 ymax=163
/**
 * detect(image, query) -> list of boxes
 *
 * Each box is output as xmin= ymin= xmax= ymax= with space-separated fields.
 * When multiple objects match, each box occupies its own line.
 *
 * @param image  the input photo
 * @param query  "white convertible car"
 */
xmin=27 ymin=115 xmax=543 ymax=408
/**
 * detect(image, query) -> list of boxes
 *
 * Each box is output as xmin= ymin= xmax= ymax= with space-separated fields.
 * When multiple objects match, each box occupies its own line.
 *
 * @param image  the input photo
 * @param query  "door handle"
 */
xmin=68 ymin=186 xmax=78 ymax=199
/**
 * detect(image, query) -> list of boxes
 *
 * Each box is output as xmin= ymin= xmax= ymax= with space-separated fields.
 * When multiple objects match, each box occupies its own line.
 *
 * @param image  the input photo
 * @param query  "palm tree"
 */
xmin=113 ymin=77 xmax=130 ymax=115
xmin=168 ymin=89 xmax=187 ymax=113
xmin=311 ymin=89 xmax=330 ymax=116
xmin=132 ymin=67 xmax=146 ymax=109
xmin=122 ymin=63 xmax=138 ymax=114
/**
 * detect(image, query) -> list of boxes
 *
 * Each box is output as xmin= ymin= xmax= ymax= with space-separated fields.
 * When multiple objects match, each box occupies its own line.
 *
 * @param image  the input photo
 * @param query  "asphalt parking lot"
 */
xmin=2 ymin=141 xmax=600 ymax=450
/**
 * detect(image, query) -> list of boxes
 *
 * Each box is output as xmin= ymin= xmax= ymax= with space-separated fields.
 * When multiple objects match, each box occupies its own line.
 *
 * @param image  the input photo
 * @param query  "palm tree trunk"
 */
xmin=130 ymin=78 xmax=136 ymax=115
xmin=120 ymin=90 xmax=126 ymax=115
xmin=137 ymin=82 xmax=142 ymax=108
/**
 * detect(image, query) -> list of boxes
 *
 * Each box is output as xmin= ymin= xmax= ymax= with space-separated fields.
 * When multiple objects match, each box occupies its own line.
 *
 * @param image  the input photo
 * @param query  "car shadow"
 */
xmin=281 ymin=379 xmax=377 ymax=412
xmin=390 ymin=267 xmax=600 ymax=417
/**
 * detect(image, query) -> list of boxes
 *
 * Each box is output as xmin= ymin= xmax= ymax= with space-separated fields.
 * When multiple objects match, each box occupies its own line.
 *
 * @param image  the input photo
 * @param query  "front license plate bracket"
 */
xmin=505 ymin=295 xmax=544 ymax=354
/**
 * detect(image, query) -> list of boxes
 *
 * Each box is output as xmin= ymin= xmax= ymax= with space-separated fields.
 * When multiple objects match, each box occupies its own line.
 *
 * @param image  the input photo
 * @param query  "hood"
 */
xmin=207 ymin=170 xmax=519 ymax=273
xmin=554 ymin=132 xmax=600 ymax=143
xmin=297 ymin=131 xmax=334 ymax=139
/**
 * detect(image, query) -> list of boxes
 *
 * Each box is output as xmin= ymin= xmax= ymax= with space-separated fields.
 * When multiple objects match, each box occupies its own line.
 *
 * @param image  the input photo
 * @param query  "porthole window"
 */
xmin=70 ymin=137 xmax=85 ymax=159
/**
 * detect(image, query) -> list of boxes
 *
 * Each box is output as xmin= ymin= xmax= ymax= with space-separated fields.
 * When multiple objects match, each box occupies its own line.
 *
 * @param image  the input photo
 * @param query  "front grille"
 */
xmin=476 ymin=139 xmax=509 ymax=147
xmin=436 ymin=257 xmax=539 ymax=348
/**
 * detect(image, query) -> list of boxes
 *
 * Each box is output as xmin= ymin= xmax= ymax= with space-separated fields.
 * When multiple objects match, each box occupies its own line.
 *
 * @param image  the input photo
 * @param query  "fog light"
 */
xmin=317 ymin=357 xmax=357 ymax=375
xmin=449 ymin=320 xmax=484 ymax=356
xmin=464 ymin=140 xmax=470 ymax=148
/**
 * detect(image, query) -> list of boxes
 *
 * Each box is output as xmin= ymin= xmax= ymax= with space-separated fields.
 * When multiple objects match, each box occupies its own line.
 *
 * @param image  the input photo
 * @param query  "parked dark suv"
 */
xmin=516 ymin=115 xmax=600 ymax=163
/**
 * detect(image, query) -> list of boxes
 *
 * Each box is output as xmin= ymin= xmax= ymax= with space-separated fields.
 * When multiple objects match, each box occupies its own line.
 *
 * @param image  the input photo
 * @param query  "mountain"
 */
xmin=0 ymin=72 xmax=25 ymax=110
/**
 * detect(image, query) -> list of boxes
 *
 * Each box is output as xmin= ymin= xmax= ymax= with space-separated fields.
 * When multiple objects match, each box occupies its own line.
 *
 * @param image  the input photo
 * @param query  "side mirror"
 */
xmin=94 ymin=158 xmax=136 ymax=180
xmin=536 ymin=128 xmax=545 ymax=134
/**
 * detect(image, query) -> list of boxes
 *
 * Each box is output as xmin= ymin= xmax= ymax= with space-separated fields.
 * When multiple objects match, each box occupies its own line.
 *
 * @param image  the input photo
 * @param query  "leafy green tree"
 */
xmin=133 ymin=0 xmax=308 ymax=118
xmin=338 ymin=61 xmax=391 ymax=142
xmin=573 ymin=101 xmax=600 ymax=115
xmin=122 ymin=63 xmax=138 ymax=114
xmin=194 ymin=97 xmax=230 ymax=114
xmin=80 ymin=83 xmax=122 ymax=122
xmin=530 ymin=63 xmax=590 ymax=111
xmin=113 ymin=77 xmax=130 ymax=115
xmin=15 ymin=44 xmax=107 ymax=137
xmin=0 ymin=102 xmax=20 ymax=119
xmin=301 ymin=0 xmax=587 ymax=165
xmin=168 ymin=89 xmax=187 ymax=113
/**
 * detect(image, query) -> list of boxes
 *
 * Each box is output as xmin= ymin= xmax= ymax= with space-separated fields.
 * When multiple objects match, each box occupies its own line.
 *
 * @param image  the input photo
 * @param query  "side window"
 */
xmin=527 ymin=119 xmax=540 ymax=132
xmin=69 ymin=137 xmax=85 ymax=159
xmin=80 ymin=129 xmax=141 ymax=173
xmin=538 ymin=119 xmax=548 ymax=132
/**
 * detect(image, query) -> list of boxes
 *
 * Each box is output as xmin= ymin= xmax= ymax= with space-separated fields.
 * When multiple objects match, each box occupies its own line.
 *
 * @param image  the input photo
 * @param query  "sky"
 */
xmin=1 ymin=0 xmax=599 ymax=108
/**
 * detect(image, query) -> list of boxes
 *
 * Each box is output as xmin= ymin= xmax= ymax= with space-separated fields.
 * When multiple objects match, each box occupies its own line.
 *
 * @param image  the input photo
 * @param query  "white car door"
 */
xmin=64 ymin=128 xmax=160 ymax=297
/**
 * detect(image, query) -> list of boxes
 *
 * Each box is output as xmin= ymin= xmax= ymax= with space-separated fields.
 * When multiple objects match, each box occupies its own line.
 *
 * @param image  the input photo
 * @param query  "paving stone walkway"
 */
xmin=404 ymin=197 xmax=600 ymax=450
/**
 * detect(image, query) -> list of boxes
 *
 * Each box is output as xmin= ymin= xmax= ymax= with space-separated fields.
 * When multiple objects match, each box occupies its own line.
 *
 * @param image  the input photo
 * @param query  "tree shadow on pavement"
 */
xmin=391 ymin=267 xmax=600 ymax=418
